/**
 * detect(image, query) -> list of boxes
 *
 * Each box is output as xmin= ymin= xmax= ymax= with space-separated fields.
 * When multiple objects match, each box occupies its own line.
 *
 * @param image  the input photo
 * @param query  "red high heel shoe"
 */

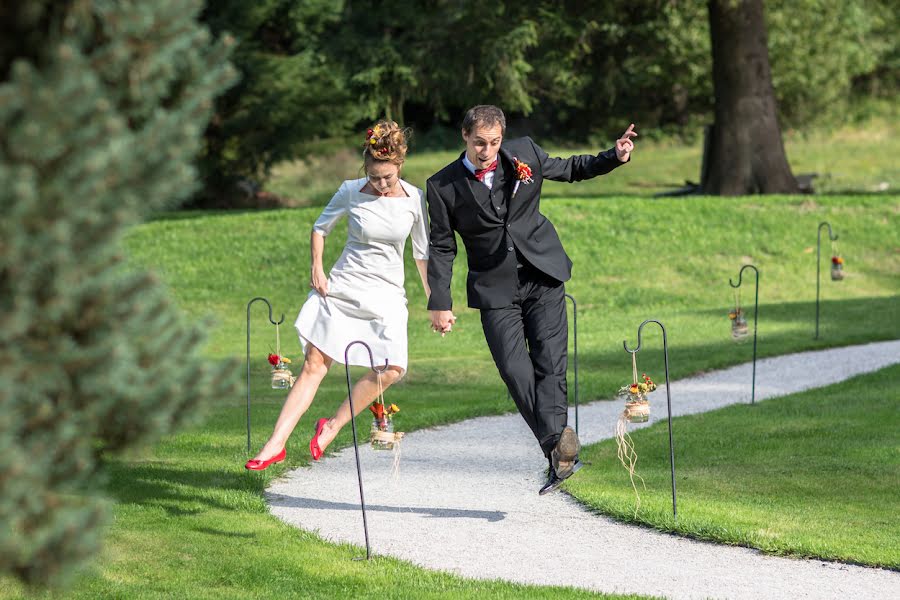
xmin=310 ymin=418 xmax=328 ymax=461
xmin=244 ymin=448 xmax=286 ymax=471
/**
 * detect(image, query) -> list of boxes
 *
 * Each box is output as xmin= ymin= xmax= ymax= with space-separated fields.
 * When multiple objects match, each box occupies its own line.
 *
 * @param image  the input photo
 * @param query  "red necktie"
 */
xmin=474 ymin=160 xmax=497 ymax=181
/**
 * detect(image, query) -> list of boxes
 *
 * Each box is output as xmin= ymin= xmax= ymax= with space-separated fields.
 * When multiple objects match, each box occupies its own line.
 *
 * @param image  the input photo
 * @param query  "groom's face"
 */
xmin=462 ymin=123 xmax=503 ymax=169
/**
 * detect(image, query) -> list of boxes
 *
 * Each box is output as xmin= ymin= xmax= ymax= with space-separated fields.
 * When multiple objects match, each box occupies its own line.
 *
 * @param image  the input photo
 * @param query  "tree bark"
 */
xmin=703 ymin=0 xmax=799 ymax=195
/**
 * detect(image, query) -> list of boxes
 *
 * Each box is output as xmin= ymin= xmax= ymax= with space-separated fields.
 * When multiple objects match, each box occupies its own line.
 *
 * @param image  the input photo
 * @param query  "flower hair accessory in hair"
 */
xmin=366 ymin=124 xmax=383 ymax=146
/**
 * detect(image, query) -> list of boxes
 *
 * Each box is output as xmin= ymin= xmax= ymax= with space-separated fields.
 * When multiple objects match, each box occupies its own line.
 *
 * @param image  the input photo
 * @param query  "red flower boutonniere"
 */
xmin=513 ymin=158 xmax=534 ymax=184
xmin=512 ymin=157 xmax=534 ymax=197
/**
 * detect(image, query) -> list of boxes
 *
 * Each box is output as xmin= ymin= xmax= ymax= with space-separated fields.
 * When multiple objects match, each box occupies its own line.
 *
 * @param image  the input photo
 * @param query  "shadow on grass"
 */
xmin=103 ymin=459 xmax=264 ymax=514
xmin=192 ymin=526 xmax=257 ymax=539
xmin=690 ymin=296 xmax=899 ymax=327
xmin=812 ymin=190 xmax=898 ymax=197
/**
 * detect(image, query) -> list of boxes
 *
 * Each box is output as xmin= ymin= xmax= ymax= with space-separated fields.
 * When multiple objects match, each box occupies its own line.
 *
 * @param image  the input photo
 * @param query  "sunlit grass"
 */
xmin=565 ymin=365 xmax=900 ymax=568
xmin=5 ymin=190 xmax=897 ymax=597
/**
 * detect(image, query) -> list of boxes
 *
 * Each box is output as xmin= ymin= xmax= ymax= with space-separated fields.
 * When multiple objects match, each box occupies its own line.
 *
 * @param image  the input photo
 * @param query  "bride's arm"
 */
xmin=310 ymin=230 xmax=328 ymax=296
xmin=414 ymin=258 xmax=430 ymax=299
xmin=310 ymin=182 xmax=350 ymax=297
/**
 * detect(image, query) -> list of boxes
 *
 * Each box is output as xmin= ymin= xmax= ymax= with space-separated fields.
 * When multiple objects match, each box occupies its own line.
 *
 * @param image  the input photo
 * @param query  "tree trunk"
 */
xmin=386 ymin=93 xmax=405 ymax=126
xmin=703 ymin=0 xmax=799 ymax=195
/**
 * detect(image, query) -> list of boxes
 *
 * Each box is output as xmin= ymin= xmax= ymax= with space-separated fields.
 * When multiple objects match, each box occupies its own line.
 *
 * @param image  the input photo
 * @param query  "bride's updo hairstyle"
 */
xmin=363 ymin=120 xmax=409 ymax=168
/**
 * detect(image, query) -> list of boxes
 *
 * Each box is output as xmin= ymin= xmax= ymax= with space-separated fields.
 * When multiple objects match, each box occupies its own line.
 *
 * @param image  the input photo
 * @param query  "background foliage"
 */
xmin=196 ymin=0 xmax=898 ymax=199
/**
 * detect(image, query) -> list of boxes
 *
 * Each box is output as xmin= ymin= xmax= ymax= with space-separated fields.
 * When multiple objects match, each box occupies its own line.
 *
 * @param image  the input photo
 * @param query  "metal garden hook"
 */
xmin=343 ymin=340 xmax=390 ymax=561
xmin=730 ymin=265 xmax=760 ymax=404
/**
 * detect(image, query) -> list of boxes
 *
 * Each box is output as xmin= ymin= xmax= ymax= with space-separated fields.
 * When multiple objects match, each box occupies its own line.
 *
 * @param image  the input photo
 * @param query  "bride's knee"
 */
xmin=302 ymin=347 xmax=331 ymax=377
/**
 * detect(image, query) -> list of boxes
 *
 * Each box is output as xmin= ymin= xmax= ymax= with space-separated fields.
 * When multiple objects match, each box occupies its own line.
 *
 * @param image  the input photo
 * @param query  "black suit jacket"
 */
xmin=426 ymin=137 xmax=625 ymax=310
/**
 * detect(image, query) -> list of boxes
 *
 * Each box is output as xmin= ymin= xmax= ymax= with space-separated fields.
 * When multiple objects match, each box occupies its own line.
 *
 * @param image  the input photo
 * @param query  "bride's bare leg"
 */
xmin=252 ymin=344 xmax=333 ymax=461
xmin=316 ymin=367 xmax=403 ymax=452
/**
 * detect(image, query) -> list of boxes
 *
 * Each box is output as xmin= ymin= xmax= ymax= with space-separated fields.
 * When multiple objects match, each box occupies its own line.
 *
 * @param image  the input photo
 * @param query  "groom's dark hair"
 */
xmin=462 ymin=105 xmax=506 ymax=135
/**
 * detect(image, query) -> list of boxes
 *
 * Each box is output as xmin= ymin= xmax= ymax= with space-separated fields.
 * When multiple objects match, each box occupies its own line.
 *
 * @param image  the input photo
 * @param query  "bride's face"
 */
xmin=366 ymin=161 xmax=401 ymax=195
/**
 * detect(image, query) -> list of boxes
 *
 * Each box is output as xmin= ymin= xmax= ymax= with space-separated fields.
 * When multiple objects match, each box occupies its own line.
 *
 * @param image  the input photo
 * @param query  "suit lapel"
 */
xmin=498 ymin=147 xmax=521 ymax=200
xmin=499 ymin=146 xmax=517 ymax=192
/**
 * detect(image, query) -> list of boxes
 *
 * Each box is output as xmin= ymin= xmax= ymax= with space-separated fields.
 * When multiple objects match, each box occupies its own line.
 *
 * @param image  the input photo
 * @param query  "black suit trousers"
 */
xmin=480 ymin=265 xmax=568 ymax=458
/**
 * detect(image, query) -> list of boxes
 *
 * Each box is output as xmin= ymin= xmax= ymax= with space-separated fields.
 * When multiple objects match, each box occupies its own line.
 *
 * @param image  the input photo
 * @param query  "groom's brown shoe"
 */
xmin=551 ymin=426 xmax=581 ymax=480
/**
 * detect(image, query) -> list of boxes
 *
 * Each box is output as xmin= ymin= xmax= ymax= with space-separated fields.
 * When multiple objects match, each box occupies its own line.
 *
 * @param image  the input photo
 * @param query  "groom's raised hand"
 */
xmin=429 ymin=310 xmax=457 ymax=338
xmin=615 ymin=123 xmax=637 ymax=162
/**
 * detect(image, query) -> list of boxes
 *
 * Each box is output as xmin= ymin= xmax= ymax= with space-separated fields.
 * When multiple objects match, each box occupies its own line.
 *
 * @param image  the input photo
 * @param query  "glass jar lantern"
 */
xmin=271 ymin=362 xmax=293 ymax=389
xmin=624 ymin=400 xmax=650 ymax=423
xmin=731 ymin=315 xmax=749 ymax=339
xmin=370 ymin=416 xmax=395 ymax=450
xmin=831 ymin=262 xmax=844 ymax=281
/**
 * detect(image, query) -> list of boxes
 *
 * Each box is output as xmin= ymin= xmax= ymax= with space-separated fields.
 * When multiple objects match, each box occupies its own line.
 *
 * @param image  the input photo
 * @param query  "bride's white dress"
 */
xmin=294 ymin=178 xmax=429 ymax=376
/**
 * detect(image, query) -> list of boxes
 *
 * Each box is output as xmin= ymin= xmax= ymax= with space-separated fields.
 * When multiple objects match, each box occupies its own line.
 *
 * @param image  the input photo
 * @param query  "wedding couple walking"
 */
xmin=245 ymin=105 xmax=637 ymax=495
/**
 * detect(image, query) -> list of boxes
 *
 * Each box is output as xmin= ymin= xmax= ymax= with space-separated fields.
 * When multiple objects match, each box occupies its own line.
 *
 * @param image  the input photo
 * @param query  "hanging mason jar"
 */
xmin=729 ymin=288 xmax=749 ymax=339
xmin=616 ymin=358 xmax=656 ymax=515
xmin=270 ymin=360 xmax=293 ymax=389
xmin=370 ymin=415 xmax=395 ymax=450
xmin=624 ymin=399 xmax=650 ymax=423
xmin=831 ymin=256 xmax=844 ymax=281
xmin=731 ymin=313 xmax=749 ymax=339
xmin=268 ymin=323 xmax=294 ymax=389
xmin=617 ymin=364 xmax=655 ymax=424
xmin=369 ymin=375 xmax=401 ymax=451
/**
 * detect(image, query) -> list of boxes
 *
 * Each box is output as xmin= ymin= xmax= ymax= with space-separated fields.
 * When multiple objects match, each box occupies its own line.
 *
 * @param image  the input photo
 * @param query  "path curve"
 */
xmin=267 ymin=341 xmax=900 ymax=600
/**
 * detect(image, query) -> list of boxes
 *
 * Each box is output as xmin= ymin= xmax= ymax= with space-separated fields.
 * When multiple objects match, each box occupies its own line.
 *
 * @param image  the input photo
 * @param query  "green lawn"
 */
xmin=4 ymin=191 xmax=897 ymax=597
xmin=564 ymin=365 xmax=900 ymax=569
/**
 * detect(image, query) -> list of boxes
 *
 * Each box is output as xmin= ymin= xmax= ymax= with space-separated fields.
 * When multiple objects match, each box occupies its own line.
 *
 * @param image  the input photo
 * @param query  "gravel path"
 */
xmin=267 ymin=341 xmax=900 ymax=599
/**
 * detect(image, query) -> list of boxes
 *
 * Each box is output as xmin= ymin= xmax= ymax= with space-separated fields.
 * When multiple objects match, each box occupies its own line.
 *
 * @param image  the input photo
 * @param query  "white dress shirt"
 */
xmin=461 ymin=154 xmax=495 ymax=189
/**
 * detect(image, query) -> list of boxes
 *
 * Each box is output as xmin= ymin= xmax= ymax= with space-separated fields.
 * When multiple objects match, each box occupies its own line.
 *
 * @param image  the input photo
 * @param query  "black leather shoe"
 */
xmin=538 ymin=459 xmax=584 ymax=496
xmin=538 ymin=469 xmax=564 ymax=495
xmin=551 ymin=426 xmax=581 ymax=480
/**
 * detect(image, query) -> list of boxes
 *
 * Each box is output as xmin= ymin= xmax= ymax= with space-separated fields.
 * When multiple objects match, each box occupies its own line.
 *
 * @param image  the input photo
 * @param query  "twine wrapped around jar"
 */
xmin=624 ymin=399 xmax=650 ymax=423
xmin=271 ymin=366 xmax=295 ymax=389
xmin=371 ymin=421 xmax=405 ymax=450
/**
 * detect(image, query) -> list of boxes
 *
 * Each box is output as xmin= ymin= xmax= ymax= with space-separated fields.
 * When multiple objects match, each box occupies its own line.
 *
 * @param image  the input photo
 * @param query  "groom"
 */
xmin=426 ymin=105 xmax=636 ymax=494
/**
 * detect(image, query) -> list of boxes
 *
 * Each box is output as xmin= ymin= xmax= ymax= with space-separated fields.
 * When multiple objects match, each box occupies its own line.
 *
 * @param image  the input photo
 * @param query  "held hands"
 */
xmin=429 ymin=310 xmax=457 ymax=338
xmin=310 ymin=266 xmax=329 ymax=297
xmin=615 ymin=123 xmax=637 ymax=162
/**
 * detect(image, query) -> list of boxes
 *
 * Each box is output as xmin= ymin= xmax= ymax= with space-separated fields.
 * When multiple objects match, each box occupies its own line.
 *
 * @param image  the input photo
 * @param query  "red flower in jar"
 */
xmin=369 ymin=403 xmax=384 ymax=419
